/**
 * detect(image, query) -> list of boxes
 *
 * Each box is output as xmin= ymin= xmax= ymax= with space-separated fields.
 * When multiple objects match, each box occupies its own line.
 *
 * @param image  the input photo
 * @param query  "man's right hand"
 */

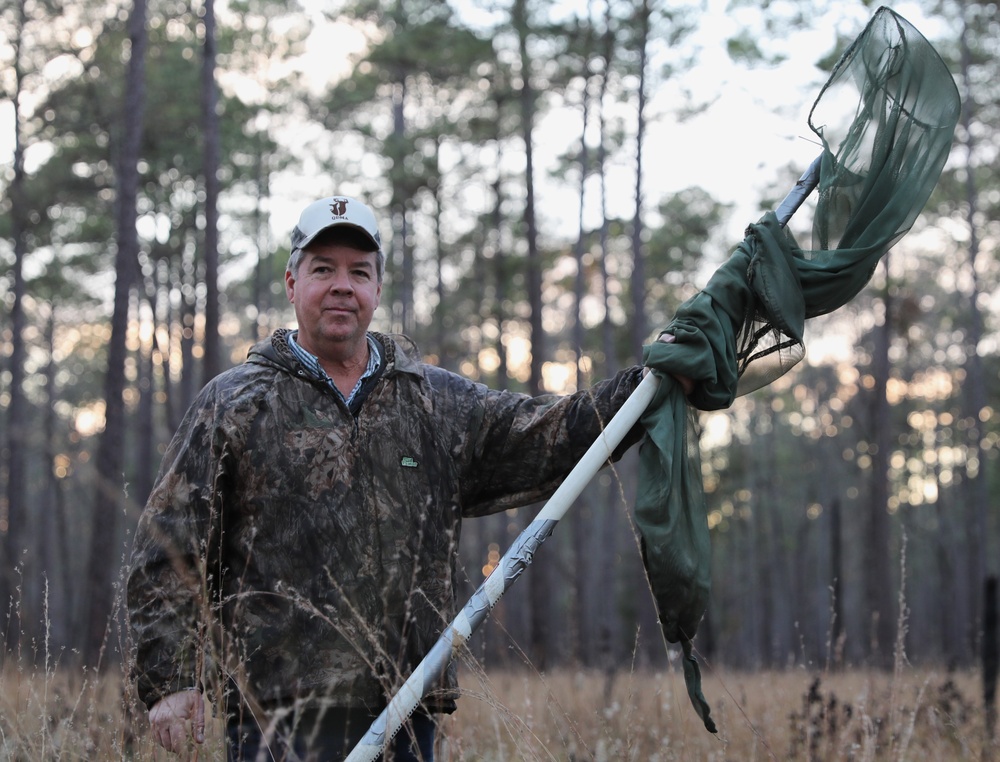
xmin=148 ymin=689 xmax=205 ymax=755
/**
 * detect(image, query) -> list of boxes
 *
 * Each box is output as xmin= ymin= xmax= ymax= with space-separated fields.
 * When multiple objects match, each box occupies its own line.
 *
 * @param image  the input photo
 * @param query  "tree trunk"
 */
xmin=865 ymin=269 xmax=896 ymax=668
xmin=432 ymin=142 xmax=449 ymax=368
xmin=253 ymin=146 xmax=272 ymax=339
xmin=84 ymin=0 xmax=147 ymax=666
xmin=629 ymin=0 xmax=650 ymax=359
xmin=830 ymin=497 xmax=844 ymax=667
xmin=517 ymin=14 xmax=543 ymax=399
xmin=201 ymin=0 xmax=221 ymax=383
xmin=512 ymin=0 xmax=551 ymax=669
xmin=934 ymin=488 xmax=965 ymax=663
xmin=157 ymin=262 xmax=180 ymax=433
xmin=743 ymin=491 xmax=762 ymax=668
xmin=959 ymin=9 xmax=990 ymax=657
xmin=570 ymin=12 xmax=594 ymax=665
xmin=752 ymin=420 xmax=774 ymax=667
xmin=3 ymin=0 xmax=29 ymax=648
xmin=572 ymin=68 xmax=590 ymax=390
xmin=42 ymin=308 xmax=73 ymax=648
xmin=491 ymin=167 xmax=508 ymax=391
xmin=596 ymin=20 xmax=614 ymax=376
xmin=390 ymin=70 xmax=414 ymax=336
xmin=983 ymin=576 xmax=998 ymax=745
xmin=136 ymin=297 xmax=156 ymax=506
xmin=179 ymin=244 xmax=198 ymax=416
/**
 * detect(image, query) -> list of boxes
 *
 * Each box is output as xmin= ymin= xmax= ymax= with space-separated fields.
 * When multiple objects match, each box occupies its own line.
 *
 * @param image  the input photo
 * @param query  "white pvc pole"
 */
xmin=345 ymin=372 xmax=661 ymax=761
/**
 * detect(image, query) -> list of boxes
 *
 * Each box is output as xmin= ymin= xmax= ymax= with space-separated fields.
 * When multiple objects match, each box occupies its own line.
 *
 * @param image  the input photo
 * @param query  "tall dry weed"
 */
xmin=439 ymin=665 xmax=985 ymax=761
xmin=0 ymin=649 xmax=989 ymax=760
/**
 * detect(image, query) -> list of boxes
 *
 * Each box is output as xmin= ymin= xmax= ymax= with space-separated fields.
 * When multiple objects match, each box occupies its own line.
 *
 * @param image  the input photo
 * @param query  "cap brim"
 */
xmin=293 ymin=222 xmax=380 ymax=253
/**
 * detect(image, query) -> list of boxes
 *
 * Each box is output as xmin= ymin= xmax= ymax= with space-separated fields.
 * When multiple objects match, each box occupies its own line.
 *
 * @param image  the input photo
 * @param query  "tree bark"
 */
xmin=570 ymin=9 xmax=594 ymax=665
xmin=629 ymin=0 xmax=650 ymax=359
xmin=865 ymin=270 xmax=896 ymax=668
xmin=253 ymin=146 xmax=271 ymax=339
xmin=512 ymin=0 xmax=551 ymax=668
xmin=201 ymin=0 xmax=221 ymax=383
xmin=517 ymin=6 xmax=543 ymax=399
xmin=3 ymin=0 xmax=29 ymax=647
xmin=179 ymin=245 xmax=198 ymax=416
xmin=136 ymin=297 xmax=156 ymax=506
xmin=958 ymin=8 xmax=990 ymax=656
xmin=84 ymin=0 xmax=147 ymax=666
xmin=42 ymin=309 xmax=73 ymax=648
xmin=830 ymin=497 xmax=844 ymax=667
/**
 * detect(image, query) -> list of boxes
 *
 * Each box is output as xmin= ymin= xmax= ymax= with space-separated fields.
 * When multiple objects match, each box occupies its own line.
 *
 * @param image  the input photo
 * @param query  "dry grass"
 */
xmin=438 ymin=664 xmax=992 ymax=761
xmin=0 ymin=660 xmax=993 ymax=761
xmin=0 ymin=663 xmax=138 ymax=760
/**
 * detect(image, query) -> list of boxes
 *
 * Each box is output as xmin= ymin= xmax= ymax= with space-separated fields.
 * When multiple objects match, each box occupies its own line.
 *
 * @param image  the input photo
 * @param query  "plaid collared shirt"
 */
xmin=287 ymin=331 xmax=382 ymax=406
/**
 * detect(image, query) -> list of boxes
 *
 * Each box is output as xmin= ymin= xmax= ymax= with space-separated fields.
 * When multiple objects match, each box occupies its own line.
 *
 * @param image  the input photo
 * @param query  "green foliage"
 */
xmin=726 ymin=31 xmax=777 ymax=66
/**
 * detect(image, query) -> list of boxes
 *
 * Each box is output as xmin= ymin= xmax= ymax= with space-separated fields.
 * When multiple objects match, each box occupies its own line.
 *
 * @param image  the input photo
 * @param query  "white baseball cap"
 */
xmin=290 ymin=196 xmax=382 ymax=253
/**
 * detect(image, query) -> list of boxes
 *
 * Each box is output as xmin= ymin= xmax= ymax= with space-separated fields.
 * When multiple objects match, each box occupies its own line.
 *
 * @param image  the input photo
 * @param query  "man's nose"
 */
xmin=328 ymin=270 xmax=354 ymax=292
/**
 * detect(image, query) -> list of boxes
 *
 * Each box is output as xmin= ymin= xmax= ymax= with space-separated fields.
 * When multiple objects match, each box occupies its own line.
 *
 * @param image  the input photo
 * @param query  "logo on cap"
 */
xmin=330 ymin=198 xmax=349 ymax=217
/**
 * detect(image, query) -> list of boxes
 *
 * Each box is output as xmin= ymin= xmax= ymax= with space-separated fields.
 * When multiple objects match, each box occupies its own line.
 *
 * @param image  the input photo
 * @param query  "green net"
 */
xmin=637 ymin=7 xmax=960 ymax=732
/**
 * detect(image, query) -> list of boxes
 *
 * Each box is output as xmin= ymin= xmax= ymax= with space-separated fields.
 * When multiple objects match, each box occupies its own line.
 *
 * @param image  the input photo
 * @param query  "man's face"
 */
xmin=285 ymin=243 xmax=382 ymax=359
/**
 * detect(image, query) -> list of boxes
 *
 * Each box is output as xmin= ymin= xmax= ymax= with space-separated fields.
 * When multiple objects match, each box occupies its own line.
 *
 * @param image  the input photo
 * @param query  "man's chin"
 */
xmin=319 ymin=326 xmax=365 ymax=346
xmin=319 ymin=315 xmax=357 ymax=333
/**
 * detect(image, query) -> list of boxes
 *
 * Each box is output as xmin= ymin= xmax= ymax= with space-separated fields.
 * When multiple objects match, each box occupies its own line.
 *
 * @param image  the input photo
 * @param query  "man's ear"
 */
xmin=285 ymin=269 xmax=296 ymax=303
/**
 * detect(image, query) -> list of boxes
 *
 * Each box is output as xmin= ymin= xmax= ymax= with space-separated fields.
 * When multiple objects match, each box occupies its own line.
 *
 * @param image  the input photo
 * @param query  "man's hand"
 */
xmin=646 ymin=333 xmax=694 ymax=395
xmin=149 ymin=689 xmax=205 ymax=755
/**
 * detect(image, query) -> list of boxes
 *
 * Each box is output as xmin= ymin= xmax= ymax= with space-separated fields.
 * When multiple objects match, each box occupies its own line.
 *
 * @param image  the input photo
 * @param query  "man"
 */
xmin=127 ymin=195 xmax=676 ymax=760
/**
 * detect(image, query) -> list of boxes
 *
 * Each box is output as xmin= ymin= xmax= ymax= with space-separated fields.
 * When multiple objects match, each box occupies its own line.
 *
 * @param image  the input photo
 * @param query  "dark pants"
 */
xmin=226 ymin=707 xmax=435 ymax=762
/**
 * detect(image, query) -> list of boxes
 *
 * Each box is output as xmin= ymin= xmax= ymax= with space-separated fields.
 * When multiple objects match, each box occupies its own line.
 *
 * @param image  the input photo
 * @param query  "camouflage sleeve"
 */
xmin=458 ymin=365 xmax=645 ymax=515
xmin=126 ymin=380 xmax=232 ymax=709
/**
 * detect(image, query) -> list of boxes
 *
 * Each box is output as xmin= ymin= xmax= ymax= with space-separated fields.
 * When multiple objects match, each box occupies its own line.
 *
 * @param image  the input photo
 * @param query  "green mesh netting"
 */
xmin=637 ymin=7 xmax=960 ymax=733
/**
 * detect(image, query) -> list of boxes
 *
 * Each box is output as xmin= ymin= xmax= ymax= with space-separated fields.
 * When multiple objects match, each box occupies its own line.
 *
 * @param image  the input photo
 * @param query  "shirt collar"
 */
xmin=286 ymin=332 xmax=382 ymax=405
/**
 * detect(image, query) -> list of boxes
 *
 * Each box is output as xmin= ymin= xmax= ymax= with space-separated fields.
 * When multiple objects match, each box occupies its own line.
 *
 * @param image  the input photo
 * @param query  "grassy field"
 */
xmin=438 ymin=666 xmax=989 ymax=761
xmin=0 ymin=659 xmax=993 ymax=760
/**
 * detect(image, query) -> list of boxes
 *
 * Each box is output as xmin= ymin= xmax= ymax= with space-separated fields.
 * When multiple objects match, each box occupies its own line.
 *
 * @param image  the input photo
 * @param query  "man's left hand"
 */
xmin=645 ymin=333 xmax=694 ymax=395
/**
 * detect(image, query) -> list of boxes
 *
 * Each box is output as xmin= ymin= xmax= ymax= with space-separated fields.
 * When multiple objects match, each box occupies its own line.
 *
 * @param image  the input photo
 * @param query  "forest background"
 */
xmin=1 ymin=0 xmax=998 ymax=727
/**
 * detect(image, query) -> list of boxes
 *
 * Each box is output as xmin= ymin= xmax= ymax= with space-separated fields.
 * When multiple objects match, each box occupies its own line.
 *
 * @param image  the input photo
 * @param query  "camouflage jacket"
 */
xmin=127 ymin=330 xmax=643 ymax=715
